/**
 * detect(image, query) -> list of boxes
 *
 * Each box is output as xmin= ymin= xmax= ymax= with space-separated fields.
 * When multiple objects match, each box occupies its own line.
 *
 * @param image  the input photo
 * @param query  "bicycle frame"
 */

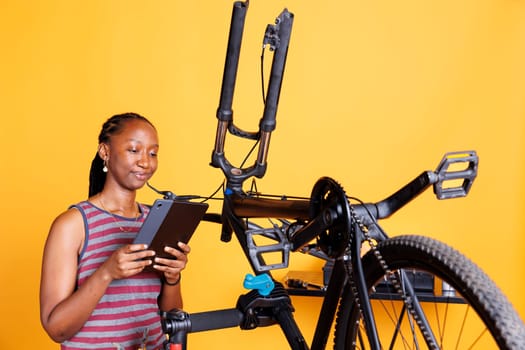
xmin=161 ymin=2 xmax=479 ymax=349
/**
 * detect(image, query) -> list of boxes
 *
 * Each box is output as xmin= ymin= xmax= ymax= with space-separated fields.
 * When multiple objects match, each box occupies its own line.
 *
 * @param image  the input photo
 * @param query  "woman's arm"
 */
xmin=39 ymin=208 xmax=155 ymax=343
xmin=155 ymin=243 xmax=190 ymax=311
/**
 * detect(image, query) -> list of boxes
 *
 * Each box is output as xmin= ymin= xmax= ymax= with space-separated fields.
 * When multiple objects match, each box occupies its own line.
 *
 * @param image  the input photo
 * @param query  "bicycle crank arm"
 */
xmin=369 ymin=150 xmax=478 ymax=219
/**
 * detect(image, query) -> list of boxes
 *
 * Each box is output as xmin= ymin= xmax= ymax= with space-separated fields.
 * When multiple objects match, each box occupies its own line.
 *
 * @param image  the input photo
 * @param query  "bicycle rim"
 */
xmin=333 ymin=235 xmax=525 ymax=349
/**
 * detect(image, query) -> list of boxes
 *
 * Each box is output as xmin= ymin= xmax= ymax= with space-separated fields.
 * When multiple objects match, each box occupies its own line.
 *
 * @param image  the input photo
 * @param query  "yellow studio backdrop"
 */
xmin=1 ymin=0 xmax=524 ymax=348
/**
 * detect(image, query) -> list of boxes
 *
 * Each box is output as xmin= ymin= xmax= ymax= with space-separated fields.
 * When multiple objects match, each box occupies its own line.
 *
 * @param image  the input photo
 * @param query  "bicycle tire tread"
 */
xmin=383 ymin=235 xmax=525 ymax=349
xmin=333 ymin=235 xmax=525 ymax=349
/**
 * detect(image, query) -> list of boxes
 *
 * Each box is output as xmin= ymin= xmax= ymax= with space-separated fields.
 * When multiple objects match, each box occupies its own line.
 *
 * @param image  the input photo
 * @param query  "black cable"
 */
xmin=200 ymin=180 xmax=226 ymax=203
xmin=239 ymin=138 xmax=260 ymax=169
xmin=260 ymin=47 xmax=266 ymax=104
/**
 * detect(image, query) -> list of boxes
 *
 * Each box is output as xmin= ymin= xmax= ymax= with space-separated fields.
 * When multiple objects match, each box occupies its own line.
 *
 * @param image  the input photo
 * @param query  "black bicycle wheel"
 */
xmin=333 ymin=235 xmax=525 ymax=349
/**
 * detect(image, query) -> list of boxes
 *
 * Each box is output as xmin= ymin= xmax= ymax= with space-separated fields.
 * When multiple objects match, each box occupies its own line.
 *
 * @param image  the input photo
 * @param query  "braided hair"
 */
xmin=88 ymin=112 xmax=156 ymax=197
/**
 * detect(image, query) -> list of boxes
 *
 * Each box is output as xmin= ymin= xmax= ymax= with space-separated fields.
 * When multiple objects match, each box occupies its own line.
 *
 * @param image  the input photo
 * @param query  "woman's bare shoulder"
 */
xmin=46 ymin=205 xmax=86 ymax=251
xmin=51 ymin=205 xmax=83 ymax=228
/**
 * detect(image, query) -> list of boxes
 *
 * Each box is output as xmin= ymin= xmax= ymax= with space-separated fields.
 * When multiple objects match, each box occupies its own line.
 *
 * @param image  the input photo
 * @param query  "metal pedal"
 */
xmin=246 ymin=223 xmax=291 ymax=272
xmin=433 ymin=150 xmax=478 ymax=199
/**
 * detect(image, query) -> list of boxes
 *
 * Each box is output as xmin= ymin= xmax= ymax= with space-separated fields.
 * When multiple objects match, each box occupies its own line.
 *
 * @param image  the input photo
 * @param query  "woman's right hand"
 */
xmin=102 ymin=244 xmax=156 ymax=280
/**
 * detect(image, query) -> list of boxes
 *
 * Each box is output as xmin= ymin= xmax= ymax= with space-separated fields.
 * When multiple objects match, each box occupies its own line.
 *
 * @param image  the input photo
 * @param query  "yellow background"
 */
xmin=1 ymin=0 xmax=524 ymax=348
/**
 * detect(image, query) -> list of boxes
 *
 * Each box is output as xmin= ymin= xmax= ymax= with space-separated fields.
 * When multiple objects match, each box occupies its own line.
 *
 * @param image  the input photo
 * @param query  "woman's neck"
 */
xmin=95 ymin=190 xmax=139 ymax=218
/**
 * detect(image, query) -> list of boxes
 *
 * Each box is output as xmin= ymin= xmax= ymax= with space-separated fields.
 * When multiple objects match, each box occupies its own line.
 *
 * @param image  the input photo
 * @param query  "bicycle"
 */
xmin=155 ymin=1 xmax=525 ymax=349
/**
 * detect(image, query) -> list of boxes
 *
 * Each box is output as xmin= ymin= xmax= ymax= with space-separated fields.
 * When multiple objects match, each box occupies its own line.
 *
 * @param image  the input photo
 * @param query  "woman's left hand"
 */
xmin=153 ymin=242 xmax=190 ymax=284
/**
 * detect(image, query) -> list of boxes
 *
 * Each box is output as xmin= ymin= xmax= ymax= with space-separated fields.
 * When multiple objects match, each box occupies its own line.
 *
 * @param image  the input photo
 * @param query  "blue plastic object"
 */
xmin=243 ymin=273 xmax=275 ymax=296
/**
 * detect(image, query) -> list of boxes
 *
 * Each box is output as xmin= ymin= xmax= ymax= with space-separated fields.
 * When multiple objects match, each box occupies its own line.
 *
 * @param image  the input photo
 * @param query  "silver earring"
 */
xmin=102 ymin=160 xmax=108 ymax=173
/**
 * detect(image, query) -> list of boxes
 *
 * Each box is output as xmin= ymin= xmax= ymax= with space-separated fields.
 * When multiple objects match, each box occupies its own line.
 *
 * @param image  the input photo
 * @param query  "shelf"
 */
xmin=284 ymin=270 xmax=465 ymax=304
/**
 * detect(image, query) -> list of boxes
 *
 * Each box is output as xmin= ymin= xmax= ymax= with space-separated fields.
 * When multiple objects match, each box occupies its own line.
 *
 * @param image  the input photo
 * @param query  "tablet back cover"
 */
xmin=134 ymin=199 xmax=208 ymax=260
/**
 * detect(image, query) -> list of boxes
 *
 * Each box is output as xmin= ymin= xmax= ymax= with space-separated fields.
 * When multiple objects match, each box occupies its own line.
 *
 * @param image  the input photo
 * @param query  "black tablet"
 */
xmin=133 ymin=199 xmax=208 ymax=263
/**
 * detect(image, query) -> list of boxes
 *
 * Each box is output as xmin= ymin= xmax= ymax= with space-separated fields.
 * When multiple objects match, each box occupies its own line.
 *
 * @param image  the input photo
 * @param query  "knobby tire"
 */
xmin=333 ymin=235 xmax=525 ymax=349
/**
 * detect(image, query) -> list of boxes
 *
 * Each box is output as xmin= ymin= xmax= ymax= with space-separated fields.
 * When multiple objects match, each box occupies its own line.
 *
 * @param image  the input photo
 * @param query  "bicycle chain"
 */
xmin=345 ymin=200 xmax=438 ymax=349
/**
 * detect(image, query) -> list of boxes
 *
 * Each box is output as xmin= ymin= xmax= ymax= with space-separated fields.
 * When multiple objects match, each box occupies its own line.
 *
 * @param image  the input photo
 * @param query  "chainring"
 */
xmin=309 ymin=177 xmax=352 ymax=258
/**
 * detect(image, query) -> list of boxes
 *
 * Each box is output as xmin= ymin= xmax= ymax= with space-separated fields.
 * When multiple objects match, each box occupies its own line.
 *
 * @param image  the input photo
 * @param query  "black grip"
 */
xmin=216 ymin=1 xmax=248 ymax=122
xmin=190 ymin=309 xmax=243 ymax=332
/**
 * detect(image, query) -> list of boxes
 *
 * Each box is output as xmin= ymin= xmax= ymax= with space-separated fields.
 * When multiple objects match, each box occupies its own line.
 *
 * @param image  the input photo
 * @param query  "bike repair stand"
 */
xmin=161 ymin=273 xmax=308 ymax=350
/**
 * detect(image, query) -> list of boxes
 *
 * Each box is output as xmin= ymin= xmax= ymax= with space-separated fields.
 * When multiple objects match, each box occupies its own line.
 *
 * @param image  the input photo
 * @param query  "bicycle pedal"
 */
xmin=246 ymin=225 xmax=290 ymax=272
xmin=433 ymin=150 xmax=478 ymax=199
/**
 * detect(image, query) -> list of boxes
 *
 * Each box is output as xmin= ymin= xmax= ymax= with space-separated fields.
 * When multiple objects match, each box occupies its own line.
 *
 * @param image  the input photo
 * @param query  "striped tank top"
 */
xmin=61 ymin=201 xmax=165 ymax=350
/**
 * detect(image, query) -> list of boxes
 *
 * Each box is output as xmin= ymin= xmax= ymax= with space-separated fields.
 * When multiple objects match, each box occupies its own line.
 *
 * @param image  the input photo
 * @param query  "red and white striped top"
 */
xmin=61 ymin=201 xmax=164 ymax=350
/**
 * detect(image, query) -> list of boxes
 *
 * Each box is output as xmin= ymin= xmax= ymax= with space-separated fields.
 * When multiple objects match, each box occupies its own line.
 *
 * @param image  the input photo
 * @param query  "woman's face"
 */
xmin=102 ymin=119 xmax=159 ymax=192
